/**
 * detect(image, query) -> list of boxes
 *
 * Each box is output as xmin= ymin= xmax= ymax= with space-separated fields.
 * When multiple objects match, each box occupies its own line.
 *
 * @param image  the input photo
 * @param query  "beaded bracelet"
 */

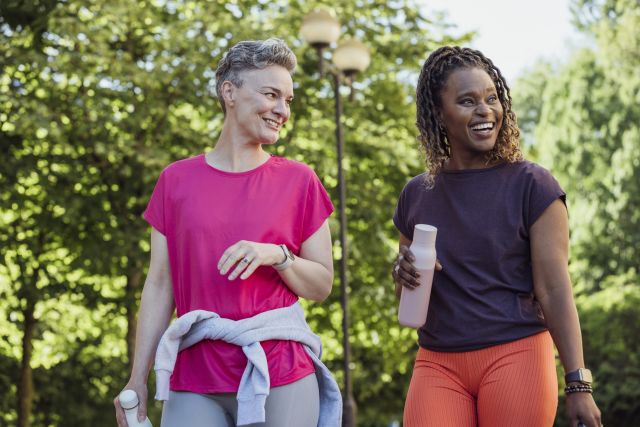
xmin=565 ymin=384 xmax=593 ymax=394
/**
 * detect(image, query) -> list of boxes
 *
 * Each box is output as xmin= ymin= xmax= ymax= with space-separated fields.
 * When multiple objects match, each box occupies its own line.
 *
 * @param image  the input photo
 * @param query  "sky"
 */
xmin=419 ymin=0 xmax=587 ymax=83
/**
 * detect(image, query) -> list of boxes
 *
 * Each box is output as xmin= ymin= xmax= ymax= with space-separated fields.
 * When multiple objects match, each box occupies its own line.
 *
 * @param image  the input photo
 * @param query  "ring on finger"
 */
xmin=394 ymin=264 xmax=400 ymax=275
xmin=241 ymin=257 xmax=250 ymax=264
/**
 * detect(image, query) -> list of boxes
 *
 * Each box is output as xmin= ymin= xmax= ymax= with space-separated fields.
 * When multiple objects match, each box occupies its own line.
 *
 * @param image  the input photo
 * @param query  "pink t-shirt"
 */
xmin=143 ymin=154 xmax=334 ymax=393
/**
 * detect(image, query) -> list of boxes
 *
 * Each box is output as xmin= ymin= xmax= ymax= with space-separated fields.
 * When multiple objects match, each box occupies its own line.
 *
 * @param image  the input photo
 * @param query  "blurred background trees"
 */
xmin=1 ymin=0 xmax=637 ymax=425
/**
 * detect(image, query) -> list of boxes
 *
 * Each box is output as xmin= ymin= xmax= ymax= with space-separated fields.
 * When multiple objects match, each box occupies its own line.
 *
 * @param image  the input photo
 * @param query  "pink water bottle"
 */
xmin=398 ymin=224 xmax=437 ymax=328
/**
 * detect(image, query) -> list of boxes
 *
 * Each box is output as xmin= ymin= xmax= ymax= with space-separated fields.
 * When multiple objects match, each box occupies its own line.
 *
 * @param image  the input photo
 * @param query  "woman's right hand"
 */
xmin=114 ymin=382 xmax=149 ymax=427
xmin=392 ymin=245 xmax=442 ymax=297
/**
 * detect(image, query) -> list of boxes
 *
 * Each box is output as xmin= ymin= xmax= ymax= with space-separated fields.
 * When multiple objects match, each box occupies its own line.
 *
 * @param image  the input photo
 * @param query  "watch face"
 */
xmin=581 ymin=369 xmax=593 ymax=383
xmin=567 ymin=368 xmax=592 ymax=384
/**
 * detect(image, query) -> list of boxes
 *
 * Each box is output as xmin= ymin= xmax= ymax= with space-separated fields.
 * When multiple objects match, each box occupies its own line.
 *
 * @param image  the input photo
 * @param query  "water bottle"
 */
xmin=119 ymin=389 xmax=153 ymax=427
xmin=398 ymin=224 xmax=437 ymax=328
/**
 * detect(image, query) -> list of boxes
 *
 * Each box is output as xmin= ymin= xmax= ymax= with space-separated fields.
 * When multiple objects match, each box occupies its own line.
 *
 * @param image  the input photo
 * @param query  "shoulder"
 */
xmin=161 ymin=154 xmax=203 ymax=176
xmin=395 ymin=173 xmax=431 ymax=207
xmin=155 ymin=155 xmax=203 ymax=181
xmin=269 ymin=155 xmax=319 ymax=179
xmin=403 ymin=173 xmax=430 ymax=192
xmin=506 ymin=161 xmax=565 ymax=199
xmin=507 ymin=160 xmax=555 ymax=179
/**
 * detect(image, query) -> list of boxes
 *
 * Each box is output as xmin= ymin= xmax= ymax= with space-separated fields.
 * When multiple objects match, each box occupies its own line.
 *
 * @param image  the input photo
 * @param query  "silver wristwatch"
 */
xmin=273 ymin=244 xmax=295 ymax=271
xmin=564 ymin=368 xmax=593 ymax=385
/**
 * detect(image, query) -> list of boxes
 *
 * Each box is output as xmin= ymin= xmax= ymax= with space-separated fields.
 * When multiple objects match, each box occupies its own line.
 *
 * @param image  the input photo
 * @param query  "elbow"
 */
xmin=296 ymin=265 xmax=333 ymax=302
xmin=317 ymin=284 xmax=333 ymax=302
xmin=307 ymin=281 xmax=333 ymax=303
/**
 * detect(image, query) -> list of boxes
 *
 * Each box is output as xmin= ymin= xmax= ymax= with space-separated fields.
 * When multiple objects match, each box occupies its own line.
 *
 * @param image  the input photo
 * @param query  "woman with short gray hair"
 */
xmin=114 ymin=38 xmax=340 ymax=427
xmin=215 ymin=38 xmax=297 ymax=114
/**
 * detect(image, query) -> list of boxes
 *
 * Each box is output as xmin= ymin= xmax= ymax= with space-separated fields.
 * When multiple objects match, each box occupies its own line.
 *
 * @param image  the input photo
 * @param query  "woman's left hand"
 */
xmin=218 ymin=240 xmax=283 ymax=280
xmin=565 ymin=391 xmax=602 ymax=427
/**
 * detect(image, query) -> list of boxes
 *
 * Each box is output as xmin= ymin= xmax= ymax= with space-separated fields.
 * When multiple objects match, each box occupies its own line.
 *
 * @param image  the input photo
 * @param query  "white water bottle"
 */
xmin=119 ymin=390 xmax=153 ymax=427
xmin=398 ymin=224 xmax=437 ymax=328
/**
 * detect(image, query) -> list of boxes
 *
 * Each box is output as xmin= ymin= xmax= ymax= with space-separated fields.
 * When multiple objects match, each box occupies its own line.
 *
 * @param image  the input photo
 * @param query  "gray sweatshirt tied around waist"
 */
xmin=154 ymin=302 xmax=342 ymax=426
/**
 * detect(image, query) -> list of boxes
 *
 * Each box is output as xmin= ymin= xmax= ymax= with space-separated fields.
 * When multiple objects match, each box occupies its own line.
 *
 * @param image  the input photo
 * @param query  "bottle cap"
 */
xmin=413 ymin=224 xmax=437 ymax=247
xmin=119 ymin=389 xmax=139 ymax=410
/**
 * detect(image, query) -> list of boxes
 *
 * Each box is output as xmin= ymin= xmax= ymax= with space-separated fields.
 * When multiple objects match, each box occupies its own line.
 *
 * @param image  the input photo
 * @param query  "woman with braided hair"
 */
xmin=392 ymin=46 xmax=602 ymax=427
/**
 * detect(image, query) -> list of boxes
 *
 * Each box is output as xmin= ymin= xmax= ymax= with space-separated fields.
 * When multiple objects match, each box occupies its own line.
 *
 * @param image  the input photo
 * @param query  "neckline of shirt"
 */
xmin=441 ymin=161 xmax=510 ymax=175
xmin=200 ymin=153 xmax=276 ymax=177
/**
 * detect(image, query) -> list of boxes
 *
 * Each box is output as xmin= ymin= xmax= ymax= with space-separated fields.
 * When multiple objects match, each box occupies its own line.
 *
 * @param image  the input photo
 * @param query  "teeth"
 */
xmin=265 ymin=119 xmax=280 ymax=127
xmin=472 ymin=123 xmax=493 ymax=131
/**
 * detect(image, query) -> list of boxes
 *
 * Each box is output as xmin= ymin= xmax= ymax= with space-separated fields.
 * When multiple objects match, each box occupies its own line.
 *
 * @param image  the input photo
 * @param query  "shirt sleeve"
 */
xmin=393 ymin=181 xmax=413 ymax=239
xmin=526 ymin=165 xmax=566 ymax=230
xmin=143 ymin=169 xmax=167 ymax=235
xmin=300 ymin=171 xmax=334 ymax=243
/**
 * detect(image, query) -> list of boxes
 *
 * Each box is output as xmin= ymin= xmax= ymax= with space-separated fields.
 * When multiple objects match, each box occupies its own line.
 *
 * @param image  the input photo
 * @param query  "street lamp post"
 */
xmin=300 ymin=9 xmax=370 ymax=427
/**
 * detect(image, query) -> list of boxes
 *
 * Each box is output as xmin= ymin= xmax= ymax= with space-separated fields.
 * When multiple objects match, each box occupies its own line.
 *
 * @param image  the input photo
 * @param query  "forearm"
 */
xmin=531 ymin=199 xmax=586 ymax=376
xmin=278 ymin=257 xmax=333 ymax=302
xmin=220 ymin=222 xmax=334 ymax=301
xmin=537 ymin=283 xmax=585 ymax=375
xmin=129 ymin=278 xmax=175 ymax=385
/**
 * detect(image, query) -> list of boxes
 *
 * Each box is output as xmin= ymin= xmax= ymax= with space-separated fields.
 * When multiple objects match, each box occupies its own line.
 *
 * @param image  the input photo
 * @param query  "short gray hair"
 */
xmin=215 ymin=38 xmax=297 ymax=114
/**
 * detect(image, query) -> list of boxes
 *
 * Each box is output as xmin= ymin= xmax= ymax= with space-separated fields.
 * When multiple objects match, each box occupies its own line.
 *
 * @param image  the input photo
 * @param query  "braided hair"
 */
xmin=416 ymin=46 xmax=522 ymax=188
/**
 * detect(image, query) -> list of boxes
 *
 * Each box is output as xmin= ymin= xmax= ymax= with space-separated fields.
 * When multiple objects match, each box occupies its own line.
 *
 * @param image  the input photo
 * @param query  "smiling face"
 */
xmin=438 ymin=67 xmax=504 ymax=168
xmin=223 ymin=65 xmax=294 ymax=145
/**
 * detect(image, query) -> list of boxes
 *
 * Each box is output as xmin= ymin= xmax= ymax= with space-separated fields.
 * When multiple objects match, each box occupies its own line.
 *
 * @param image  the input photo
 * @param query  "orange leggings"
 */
xmin=403 ymin=332 xmax=558 ymax=427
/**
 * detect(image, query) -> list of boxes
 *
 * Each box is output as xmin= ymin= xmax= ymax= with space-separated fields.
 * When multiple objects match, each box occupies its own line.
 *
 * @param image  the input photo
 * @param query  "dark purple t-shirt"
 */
xmin=393 ymin=161 xmax=565 ymax=351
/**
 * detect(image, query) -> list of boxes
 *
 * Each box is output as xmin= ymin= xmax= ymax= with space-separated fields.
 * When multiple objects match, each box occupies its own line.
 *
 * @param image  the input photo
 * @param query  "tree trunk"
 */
xmin=17 ymin=300 xmax=36 ymax=427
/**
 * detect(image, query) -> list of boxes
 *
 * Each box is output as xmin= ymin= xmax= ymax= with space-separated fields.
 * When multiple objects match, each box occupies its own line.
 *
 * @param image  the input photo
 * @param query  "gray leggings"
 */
xmin=160 ymin=373 xmax=319 ymax=427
